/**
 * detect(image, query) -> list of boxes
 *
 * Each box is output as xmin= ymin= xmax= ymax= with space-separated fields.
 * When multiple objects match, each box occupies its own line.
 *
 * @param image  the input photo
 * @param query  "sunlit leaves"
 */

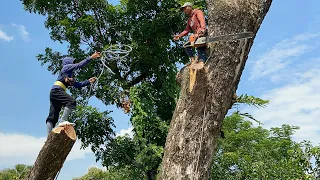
xmin=235 ymin=94 xmax=269 ymax=108
xmin=212 ymin=113 xmax=320 ymax=179
xmin=69 ymin=105 xmax=115 ymax=157
xmin=0 ymin=164 xmax=32 ymax=180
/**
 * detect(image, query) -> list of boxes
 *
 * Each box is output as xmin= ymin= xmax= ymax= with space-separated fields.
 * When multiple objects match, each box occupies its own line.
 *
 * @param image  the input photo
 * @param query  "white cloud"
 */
xmin=116 ymin=127 xmax=134 ymax=138
xmin=247 ymin=66 xmax=320 ymax=146
xmin=243 ymin=31 xmax=320 ymax=146
xmin=249 ymin=33 xmax=320 ymax=81
xmin=0 ymin=29 xmax=14 ymax=42
xmin=12 ymin=24 xmax=31 ymax=42
xmin=0 ymin=132 xmax=92 ymax=168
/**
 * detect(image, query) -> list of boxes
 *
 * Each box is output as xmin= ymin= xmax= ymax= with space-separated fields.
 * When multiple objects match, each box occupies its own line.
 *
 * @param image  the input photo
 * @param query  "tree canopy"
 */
xmin=212 ymin=113 xmax=320 ymax=180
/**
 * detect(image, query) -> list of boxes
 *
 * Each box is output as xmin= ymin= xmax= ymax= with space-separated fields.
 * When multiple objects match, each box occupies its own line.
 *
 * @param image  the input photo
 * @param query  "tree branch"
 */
xmin=93 ymin=8 xmax=106 ymax=48
xmin=123 ymin=70 xmax=132 ymax=80
xmin=129 ymin=73 xmax=147 ymax=87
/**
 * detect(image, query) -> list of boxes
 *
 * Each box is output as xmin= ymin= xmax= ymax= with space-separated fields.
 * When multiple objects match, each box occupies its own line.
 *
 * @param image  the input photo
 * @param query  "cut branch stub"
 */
xmin=52 ymin=126 xmax=77 ymax=140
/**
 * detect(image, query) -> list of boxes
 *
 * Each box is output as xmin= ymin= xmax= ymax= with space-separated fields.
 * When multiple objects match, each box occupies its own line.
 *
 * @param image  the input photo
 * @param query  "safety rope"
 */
xmin=54 ymin=168 xmax=61 ymax=180
xmin=85 ymin=44 xmax=132 ymax=106
xmin=17 ymin=165 xmax=28 ymax=179
xmin=194 ymin=88 xmax=208 ymax=175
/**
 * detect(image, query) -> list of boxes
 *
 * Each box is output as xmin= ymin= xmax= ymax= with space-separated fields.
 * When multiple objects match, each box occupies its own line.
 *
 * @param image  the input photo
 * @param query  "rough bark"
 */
xmin=25 ymin=126 xmax=76 ymax=180
xmin=160 ymin=0 xmax=273 ymax=179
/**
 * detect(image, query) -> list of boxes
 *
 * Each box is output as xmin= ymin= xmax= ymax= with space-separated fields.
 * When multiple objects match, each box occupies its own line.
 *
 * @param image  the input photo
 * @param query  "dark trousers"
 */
xmin=184 ymin=46 xmax=207 ymax=63
xmin=46 ymin=88 xmax=76 ymax=126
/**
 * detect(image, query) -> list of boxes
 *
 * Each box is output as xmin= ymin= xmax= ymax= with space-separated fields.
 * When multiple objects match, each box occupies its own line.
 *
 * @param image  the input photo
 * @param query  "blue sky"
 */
xmin=0 ymin=0 xmax=319 ymax=179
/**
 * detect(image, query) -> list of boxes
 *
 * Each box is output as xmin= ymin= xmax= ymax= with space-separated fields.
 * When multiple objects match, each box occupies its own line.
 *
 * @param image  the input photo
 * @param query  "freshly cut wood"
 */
xmin=25 ymin=125 xmax=76 ymax=180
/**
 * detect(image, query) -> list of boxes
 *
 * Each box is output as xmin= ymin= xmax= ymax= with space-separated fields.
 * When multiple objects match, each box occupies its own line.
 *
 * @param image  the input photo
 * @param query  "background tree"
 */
xmin=73 ymin=166 xmax=144 ymax=180
xmin=0 ymin=164 xmax=32 ymax=180
xmin=212 ymin=113 xmax=320 ymax=180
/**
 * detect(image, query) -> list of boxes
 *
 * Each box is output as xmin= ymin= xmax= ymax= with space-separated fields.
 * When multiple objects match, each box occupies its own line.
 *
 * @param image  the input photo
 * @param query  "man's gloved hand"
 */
xmin=89 ymin=77 xmax=97 ymax=84
xmin=173 ymin=35 xmax=180 ymax=41
xmin=65 ymin=77 xmax=75 ymax=86
xmin=90 ymin=52 xmax=101 ymax=59
xmin=198 ymin=29 xmax=206 ymax=37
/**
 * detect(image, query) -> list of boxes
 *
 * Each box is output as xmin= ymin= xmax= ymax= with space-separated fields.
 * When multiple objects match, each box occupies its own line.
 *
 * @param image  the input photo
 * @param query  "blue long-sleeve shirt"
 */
xmin=52 ymin=56 xmax=92 ymax=90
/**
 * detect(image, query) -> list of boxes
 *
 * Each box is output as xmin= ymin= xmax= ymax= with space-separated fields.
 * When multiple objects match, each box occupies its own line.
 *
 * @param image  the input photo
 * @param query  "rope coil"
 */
xmin=85 ymin=44 xmax=133 ymax=106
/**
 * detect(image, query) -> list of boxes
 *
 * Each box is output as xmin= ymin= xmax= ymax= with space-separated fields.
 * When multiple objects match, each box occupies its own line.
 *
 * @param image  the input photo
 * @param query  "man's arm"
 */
xmin=195 ymin=10 xmax=206 ymax=35
xmin=177 ymin=22 xmax=191 ymax=37
xmin=61 ymin=52 xmax=101 ymax=73
xmin=62 ymin=56 xmax=92 ymax=72
xmin=73 ymin=80 xmax=91 ymax=88
xmin=73 ymin=77 xmax=97 ymax=88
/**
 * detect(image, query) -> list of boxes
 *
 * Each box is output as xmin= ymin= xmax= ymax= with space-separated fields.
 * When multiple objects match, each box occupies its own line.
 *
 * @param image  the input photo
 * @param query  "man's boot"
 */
xmin=191 ymin=56 xmax=197 ymax=64
xmin=191 ymin=60 xmax=205 ymax=70
xmin=58 ymin=107 xmax=75 ymax=127
xmin=46 ymin=121 xmax=53 ymax=134
xmin=185 ymin=57 xmax=197 ymax=67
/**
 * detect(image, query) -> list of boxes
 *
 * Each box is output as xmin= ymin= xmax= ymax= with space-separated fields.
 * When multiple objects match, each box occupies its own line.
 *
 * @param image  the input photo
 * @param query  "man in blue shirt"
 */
xmin=46 ymin=52 xmax=101 ymax=134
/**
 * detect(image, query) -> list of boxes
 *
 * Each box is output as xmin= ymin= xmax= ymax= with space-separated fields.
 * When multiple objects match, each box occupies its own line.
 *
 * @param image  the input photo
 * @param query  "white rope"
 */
xmin=17 ymin=165 xmax=28 ymax=179
xmin=84 ymin=44 xmax=132 ymax=106
xmin=195 ymin=89 xmax=208 ymax=176
xmin=54 ymin=169 xmax=61 ymax=180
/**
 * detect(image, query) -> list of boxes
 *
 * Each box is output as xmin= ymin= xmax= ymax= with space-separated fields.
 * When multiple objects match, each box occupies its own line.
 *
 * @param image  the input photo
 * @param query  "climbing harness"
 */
xmin=54 ymin=81 xmax=67 ymax=91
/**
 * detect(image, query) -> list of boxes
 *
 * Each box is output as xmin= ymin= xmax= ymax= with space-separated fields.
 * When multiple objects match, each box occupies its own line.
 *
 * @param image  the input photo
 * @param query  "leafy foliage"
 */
xmin=93 ymin=73 xmax=179 ymax=179
xmin=211 ymin=113 xmax=320 ymax=180
xmin=69 ymin=105 xmax=116 ymax=158
xmin=0 ymin=164 xmax=32 ymax=180
xmin=73 ymin=166 xmax=145 ymax=180
xmin=232 ymin=94 xmax=270 ymax=124
xmin=235 ymin=94 xmax=269 ymax=108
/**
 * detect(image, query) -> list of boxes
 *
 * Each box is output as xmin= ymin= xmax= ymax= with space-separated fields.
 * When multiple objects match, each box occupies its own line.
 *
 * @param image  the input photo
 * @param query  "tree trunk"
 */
xmin=160 ymin=0 xmax=273 ymax=179
xmin=25 ymin=126 xmax=77 ymax=180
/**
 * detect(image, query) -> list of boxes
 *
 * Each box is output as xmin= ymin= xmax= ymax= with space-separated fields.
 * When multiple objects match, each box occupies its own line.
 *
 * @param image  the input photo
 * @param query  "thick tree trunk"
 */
xmin=25 ymin=126 xmax=77 ymax=180
xmin=160 ymin=0 xmax=273 ymax=179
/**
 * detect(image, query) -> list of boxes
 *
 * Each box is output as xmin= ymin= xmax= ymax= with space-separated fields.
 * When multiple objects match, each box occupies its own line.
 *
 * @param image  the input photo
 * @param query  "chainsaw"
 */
xmin=183 ymin=32 xmax=254 ymax=48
